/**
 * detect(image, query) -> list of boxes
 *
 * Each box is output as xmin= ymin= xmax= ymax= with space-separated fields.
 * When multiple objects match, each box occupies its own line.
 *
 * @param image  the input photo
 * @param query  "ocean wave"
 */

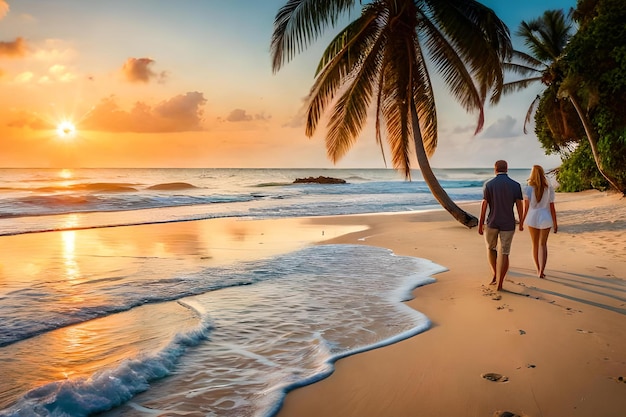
xmin=0 ymin=243 xmax=443 ymax=417
xmin=0 ymin=316 xmax=213 ymax=417
xmin=0 ymin=168 xmax=489 ymax=235
xmin=0 ymin=193 xmax=255 ymax=221
xmin=0 ymin=260 xmax=278 ymax=347
xmin=146 ymin=182 xmax=198 ymax=190
xmin=35 ymin=183 xmax=139 ymax=193
xmin=254 ymin=181 xmax=294 ymax=187
xmin=3 ymin=181 xmax=202 ymax=194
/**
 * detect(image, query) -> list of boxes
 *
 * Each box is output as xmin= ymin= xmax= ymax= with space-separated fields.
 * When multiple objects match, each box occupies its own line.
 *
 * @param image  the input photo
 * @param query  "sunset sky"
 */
xmin=0 ymin=0 xmax=575 ymax=169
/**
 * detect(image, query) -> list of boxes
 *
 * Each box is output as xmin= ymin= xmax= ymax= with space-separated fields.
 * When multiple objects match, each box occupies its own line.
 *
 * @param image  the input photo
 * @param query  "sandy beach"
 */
xmin=2 ymin=188 xmax=624 ymax=417
xmin=277 ymin=190 xmax=626 ymax=417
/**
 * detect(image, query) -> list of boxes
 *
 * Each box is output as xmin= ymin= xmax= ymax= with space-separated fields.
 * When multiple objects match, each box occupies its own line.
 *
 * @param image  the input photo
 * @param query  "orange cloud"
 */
xmin=226 ymin=108 xmax=252 ymax=122
xmin=225 ymin=108 xmax=272 ymax=123
xmin=0 ymin=37 xmax=28 ymax=58
xmin=80 ymin=92 xmax=207 ymax=132
xmin=0 ymin=1 xmax=8 ymax=20
xmin=121 ymin=57 xmax=167 ymax=83
xmin=6 ymin=110 xmax=49 ymax=129
xmin=36 ymin=64 xmax=77 ymax=84
xmin=7 ymin=92 xmax=207 ymax=133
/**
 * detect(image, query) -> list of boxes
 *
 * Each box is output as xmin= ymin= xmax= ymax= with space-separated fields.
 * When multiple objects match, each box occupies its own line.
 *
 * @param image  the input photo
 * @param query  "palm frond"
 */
xmin=503 ymin=62 xmax=543 ymax=78
xmin=516 ymin=9 xmax=573 ymax=62
xmin=420 ymin=15 xmax=484 ymax=133
xmin=379 ymin=32 xmax=416 ymax=176
xmin=423 ymin=0 xmax=513 ymax=104
xmin=507 ymin=50 xmax=545 ymax=68
xmin=502 ymin=76 xmax=543 ymax=94
xmin=305 ymin=7 xmax=381 ymax=137
xmin=380 ymin=80 xmax=411 ymax=176
xmin=271 ymin=0 xmax=357 ymax=72
xmin=523 ymin=95 xmax=541 ymax=133
xmin=324 ymin=39 xmax=384 ymax=162
xmin=411 ymin=38 xmax=438 ymax=157
xmin=374 ymin=61 xmax=387 ymax=168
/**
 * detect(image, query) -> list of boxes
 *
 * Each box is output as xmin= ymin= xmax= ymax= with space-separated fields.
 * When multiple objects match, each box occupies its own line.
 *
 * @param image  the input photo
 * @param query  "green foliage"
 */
xmin=555 ymin=0 xmax=626 ymax=193
xmin=594 ymin=106 xmax=626 ymax=188
xmin=556 ymin=141 xmax=609 ymax=192
xmin=534 ymin=87 xmax=584 ymax=153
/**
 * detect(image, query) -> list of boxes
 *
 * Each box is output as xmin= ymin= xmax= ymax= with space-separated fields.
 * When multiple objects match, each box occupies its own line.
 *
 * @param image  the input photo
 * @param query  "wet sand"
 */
xmin=278 ymin=190 xmax=626 ymax=417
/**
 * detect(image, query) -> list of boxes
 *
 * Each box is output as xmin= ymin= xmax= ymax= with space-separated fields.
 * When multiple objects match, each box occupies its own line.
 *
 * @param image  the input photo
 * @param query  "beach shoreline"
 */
xmin=1 ymin=189 xmax=624 ymax=417
xmin=277 ymin=189 xmax=626 ymax=417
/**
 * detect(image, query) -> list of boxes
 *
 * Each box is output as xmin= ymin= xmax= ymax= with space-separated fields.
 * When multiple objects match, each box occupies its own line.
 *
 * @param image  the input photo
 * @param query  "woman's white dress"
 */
xmin=524 ymin=185 xmax=555 ymax=229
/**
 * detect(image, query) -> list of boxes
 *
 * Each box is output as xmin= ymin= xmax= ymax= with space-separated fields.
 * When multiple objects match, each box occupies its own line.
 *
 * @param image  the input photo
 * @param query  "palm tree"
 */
xmin=503 ymin=8 xmax=621 ymax=191
xmin=502 ymin=9 xmax=574 ymax=134
xmin=271 ymin=0 xmax=512 ymax=228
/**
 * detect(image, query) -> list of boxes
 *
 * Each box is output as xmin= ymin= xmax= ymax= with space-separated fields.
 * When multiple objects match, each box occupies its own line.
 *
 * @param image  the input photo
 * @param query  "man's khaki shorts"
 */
xmin=485 ymin=226 xmax=515 ymax=255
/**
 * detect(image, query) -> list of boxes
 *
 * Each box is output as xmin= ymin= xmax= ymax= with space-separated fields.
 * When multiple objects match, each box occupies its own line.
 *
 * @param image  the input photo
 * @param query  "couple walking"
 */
xmin=478 ymin=160 xmax=558 ymax=291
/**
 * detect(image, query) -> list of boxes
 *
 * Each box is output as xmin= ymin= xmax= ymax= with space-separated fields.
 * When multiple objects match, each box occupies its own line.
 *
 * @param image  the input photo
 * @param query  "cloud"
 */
xmin=31 ymin=39 xmax=77 ymax=62
xmin=0 ymin=37 xmax=28 ymax=58
xmin=223 ymin=108 xmax=272 ymax=123
xmin=80 ymin=92 xmax=207 ymax=132
xmin=282 ymin=110 xmax=307 ymax=128
xmin=0 ymin=1 xmax=8 ymax=20
xmin=6 ymin=110 xmax=48 ymax=129
xmin=6 ymin=92 xmax=207 ymax=133
xmin=37 ymin=64 xmax=77 ymax=83
xmin=480 ymin=115 xmax=519 ymax=139
xmin=121 ymin=57 xmax=167 ymax=83
xmin=226 ymin=108 xmax=253 ymax=122
xmin=14 ymin=71 xmax=34 ymax=83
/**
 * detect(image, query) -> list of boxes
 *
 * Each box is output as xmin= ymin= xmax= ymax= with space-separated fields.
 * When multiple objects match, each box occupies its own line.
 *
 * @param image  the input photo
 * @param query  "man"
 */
xmin=478 ymin=160 xmax=524 ymax=291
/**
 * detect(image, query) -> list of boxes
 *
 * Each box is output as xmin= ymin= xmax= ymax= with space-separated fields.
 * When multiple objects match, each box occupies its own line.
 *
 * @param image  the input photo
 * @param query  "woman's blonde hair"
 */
xmin=528 ymin=165 xmax=549 ymax=201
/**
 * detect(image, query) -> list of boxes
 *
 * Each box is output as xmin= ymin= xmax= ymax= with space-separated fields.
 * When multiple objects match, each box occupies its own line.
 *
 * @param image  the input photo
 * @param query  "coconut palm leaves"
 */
xmin=502 ymin=9 xmax=573 ymax=133
xmin=271 ymin=0 xmax=512 ymax=228
xmin=504 ymin=6 xmax=622 ymax=192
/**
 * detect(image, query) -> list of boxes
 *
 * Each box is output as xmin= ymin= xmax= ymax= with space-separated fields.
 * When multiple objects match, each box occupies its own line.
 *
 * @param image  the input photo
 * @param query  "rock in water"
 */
xmin=293 ymin=176 xmax=346 ymax=184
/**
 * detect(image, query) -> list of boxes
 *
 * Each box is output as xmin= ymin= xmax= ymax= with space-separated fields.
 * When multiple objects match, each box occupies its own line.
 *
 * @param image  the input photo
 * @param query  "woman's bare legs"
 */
xmin=528 ymin=226 xmax=551 ymax=278
xmin=528 ymin=227 xmax=541 ymax=276
xmin=537 ymin=228 xmax=551 ymax=278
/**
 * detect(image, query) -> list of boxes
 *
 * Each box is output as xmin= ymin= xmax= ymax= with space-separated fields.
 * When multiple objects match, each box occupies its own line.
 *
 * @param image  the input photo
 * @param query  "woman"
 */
xmin=521 ymin=165 xmax=558 ymax=278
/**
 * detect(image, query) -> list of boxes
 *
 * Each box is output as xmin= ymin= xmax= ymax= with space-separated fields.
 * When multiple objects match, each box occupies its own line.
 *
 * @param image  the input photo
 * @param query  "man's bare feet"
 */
xmin=489 ymin=278 xmax=496 ymax=285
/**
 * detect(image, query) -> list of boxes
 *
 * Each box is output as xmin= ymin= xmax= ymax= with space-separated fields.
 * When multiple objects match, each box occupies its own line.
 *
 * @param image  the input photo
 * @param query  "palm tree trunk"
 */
xmin=409 ymin=104 xmax=479 ymax=228
xmin=567 ymin=94 xmax=622 ymax=192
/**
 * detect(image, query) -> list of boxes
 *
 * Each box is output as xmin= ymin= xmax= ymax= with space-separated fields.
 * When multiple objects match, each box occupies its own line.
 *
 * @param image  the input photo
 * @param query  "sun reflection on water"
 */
xmin=59 ymin=168 xmax=73 ymax=179
xmin=62 ymin=213 xmax=79 ymax=229
xmin=61 ymin=230 xmax=81 ymax=283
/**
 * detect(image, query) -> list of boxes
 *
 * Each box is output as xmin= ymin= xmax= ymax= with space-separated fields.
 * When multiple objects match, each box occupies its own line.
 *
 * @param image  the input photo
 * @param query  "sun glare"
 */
xmin=56 ymin=121 xmax=77 ymax=139
xmin=59 ymin=169 xmax=73 ymax=179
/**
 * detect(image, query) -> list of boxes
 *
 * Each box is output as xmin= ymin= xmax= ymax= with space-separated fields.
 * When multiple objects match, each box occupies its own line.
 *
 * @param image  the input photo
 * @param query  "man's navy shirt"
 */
xmin=483 ymin=173 xmax=523 ymax=231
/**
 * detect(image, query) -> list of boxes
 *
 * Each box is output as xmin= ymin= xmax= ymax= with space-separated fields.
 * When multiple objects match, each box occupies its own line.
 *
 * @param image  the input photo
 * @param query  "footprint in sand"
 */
xmin=614 ymin=376 xmax=626 ymax=384
xmin=493 ymin=412 xmax=522 ymax=417
xmin=481 ymin=373 xmax=509 ymax=382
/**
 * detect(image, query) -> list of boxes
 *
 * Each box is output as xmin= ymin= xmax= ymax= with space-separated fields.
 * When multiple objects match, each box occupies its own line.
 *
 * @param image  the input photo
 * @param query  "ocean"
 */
xmin=0 ymin=167 xmax=530 ymax=417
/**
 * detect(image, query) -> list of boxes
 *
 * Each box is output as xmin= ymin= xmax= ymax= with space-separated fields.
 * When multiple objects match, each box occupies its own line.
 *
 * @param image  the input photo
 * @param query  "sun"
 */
xmin=56 ymin=121 xmax=77 ymax=139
